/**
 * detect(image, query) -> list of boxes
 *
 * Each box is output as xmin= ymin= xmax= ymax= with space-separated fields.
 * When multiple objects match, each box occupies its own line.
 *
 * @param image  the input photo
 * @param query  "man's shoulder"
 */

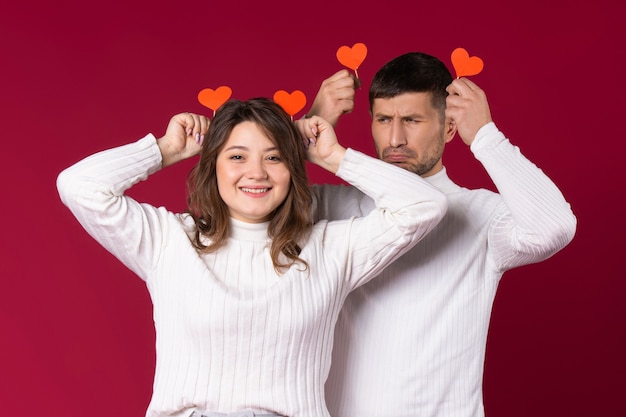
xmin=311 ymin=183 xmax=371 ymax=222
xmin=312 ymin=183 xmax=367 ymax=201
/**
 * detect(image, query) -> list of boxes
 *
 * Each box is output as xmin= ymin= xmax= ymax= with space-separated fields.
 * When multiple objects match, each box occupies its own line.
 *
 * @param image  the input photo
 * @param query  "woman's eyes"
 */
xmin=228 ymin=154 xmax=282 ymax=162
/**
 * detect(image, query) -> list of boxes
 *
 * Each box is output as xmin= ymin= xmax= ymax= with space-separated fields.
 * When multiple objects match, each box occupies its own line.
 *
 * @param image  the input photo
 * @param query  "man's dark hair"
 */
xmin=369 ymin=52 xmax=453 ymax=120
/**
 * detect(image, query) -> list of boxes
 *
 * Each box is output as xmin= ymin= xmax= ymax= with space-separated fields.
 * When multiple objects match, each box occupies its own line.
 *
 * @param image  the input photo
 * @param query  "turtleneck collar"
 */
xmin=229 ymin=218 xmax=271 ymax=242
xmin=423 ymin=166 xmax=462 ymax=194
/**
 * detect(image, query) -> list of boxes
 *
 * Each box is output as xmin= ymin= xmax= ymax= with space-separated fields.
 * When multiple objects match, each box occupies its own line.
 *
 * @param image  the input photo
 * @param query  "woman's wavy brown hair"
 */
xmin=186 ymin=98 xmax=313 ymax=274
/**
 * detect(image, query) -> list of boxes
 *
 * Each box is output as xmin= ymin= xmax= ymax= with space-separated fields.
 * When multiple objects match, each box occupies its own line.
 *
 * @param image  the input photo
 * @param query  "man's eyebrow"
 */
xmin=402 ymin=114 xmax=426 ymax=119
xmin=373 ymin=112 xmax=426 ymax=119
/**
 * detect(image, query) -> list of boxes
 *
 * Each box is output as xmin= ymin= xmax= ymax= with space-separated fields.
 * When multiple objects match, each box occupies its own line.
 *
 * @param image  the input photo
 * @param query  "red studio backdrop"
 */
xmin=1 ymin=1 xmax=624 ymax=416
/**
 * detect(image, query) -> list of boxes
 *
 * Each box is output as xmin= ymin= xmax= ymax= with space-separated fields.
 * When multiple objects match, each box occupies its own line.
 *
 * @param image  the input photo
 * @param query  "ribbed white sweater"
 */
xmin=56 ymin=135 xmax=447 ymax=417
xmin=316 ymin=123 xmax=577 ymax=417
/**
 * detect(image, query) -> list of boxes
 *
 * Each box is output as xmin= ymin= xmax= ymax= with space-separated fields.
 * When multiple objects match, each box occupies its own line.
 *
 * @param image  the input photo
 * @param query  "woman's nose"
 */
xmin=246 ymin=160 xmax=268 ymax=179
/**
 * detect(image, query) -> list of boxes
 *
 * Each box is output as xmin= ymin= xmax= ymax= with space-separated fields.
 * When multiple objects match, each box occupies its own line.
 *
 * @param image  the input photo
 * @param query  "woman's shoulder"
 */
xmin=176 ymin=212 xmax=197 ymax=237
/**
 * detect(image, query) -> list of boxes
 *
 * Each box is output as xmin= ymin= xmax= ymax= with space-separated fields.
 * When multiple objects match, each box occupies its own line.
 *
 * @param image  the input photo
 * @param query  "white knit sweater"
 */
xmin=56 ymin=134 xmax=447 ymax=417
xmin=316 ymin=123 xmax=577 ymax=417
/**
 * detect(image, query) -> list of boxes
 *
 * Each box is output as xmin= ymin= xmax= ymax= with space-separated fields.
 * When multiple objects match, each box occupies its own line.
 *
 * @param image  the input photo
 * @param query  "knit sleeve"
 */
xmin=56 ymin=134 xmax=170 ymax=280
xmin=325 ymin=148 xmax=447 ymax=290
xmin=471 ymin=122 xmax=577 ymax=271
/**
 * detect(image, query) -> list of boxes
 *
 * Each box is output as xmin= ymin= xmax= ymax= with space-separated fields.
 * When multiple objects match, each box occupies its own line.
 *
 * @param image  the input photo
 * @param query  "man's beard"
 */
xmin=380 ymin=138 xmax=444 ymax=177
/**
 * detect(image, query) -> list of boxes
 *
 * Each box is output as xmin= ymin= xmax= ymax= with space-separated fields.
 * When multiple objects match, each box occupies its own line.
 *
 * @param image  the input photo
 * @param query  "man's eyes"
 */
xmin=376 ymin=117 xmax=419 ymax=123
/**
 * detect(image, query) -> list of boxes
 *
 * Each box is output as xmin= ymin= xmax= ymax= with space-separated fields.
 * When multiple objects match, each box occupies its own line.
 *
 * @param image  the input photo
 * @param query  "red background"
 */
xmin=1 ymin=0 xmax=624 ymax=415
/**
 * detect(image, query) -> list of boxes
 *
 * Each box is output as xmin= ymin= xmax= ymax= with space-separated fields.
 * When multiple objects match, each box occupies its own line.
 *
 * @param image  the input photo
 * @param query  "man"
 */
xmin=306 ymin=52 xmax=577 ymax=417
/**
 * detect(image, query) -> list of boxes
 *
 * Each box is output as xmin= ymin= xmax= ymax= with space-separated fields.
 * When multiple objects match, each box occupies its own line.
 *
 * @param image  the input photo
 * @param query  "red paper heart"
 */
xmin=198 ymin=86 xmax=232 ymax=112
xmin=273 ymin=90 xmax=306 ymax=117
xmin=336 ymin=43 xmax=368 ymax=71
xmin=451 ymin=48 xmax=484 ymax=78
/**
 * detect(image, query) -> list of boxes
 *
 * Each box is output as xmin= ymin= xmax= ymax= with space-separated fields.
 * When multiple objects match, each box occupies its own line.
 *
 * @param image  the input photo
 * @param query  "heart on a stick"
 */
xmin=273 ymin=90 xmax=306 ymax=118
xmin=336 ymin=43 xmax=367 ymax=74
xmin=198 ymin=86 xmax=233 ymax=114
xmin=451 ymin=48 xmax=484 ymax=78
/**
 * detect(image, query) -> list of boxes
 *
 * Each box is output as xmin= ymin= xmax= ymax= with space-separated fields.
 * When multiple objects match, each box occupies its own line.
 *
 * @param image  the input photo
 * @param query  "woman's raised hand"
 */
xmin=158 ymin=112 xmax=210 ymax=168
xmin=296 ymin=115 xmax=346 ymax=174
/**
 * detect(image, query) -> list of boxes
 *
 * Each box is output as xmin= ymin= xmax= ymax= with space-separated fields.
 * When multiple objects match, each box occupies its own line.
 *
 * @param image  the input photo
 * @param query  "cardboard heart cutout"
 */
xmin=451 ymin=48 xmax=484 ymax=78
xmin=198 ymin=86 xmax=232 ymax=112
xmin=273 ymin=90 xmax=306 ymax=117
xmin=336 ymin=43 xmax=368 ymax=71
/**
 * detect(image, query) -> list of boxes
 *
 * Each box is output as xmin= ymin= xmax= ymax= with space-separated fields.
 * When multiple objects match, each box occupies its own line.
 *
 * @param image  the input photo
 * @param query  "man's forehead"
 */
xmin=372 ymin=92 xmax=437 ymax=115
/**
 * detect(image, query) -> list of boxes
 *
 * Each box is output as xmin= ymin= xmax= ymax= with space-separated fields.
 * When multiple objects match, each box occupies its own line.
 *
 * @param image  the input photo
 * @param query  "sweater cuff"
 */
xmin=335 ymin=148 xmax=358 ymax=179
xmin=136 ymin=134 xmax=165 ymax=172
xmin=142 ymin=133 xmax=162 ymax=157
xmin=469 ymin=122 xmax=506 ymax=154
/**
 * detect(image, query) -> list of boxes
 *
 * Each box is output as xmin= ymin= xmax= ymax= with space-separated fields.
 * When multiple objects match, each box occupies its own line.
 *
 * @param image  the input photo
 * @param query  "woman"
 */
xmin=57 ymin=98 xmax=447 ymax=417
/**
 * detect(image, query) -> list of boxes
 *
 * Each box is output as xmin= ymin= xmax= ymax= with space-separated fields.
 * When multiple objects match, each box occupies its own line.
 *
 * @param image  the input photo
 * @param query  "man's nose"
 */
xmin=388 ymin=119 xmax=407 ymax=148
